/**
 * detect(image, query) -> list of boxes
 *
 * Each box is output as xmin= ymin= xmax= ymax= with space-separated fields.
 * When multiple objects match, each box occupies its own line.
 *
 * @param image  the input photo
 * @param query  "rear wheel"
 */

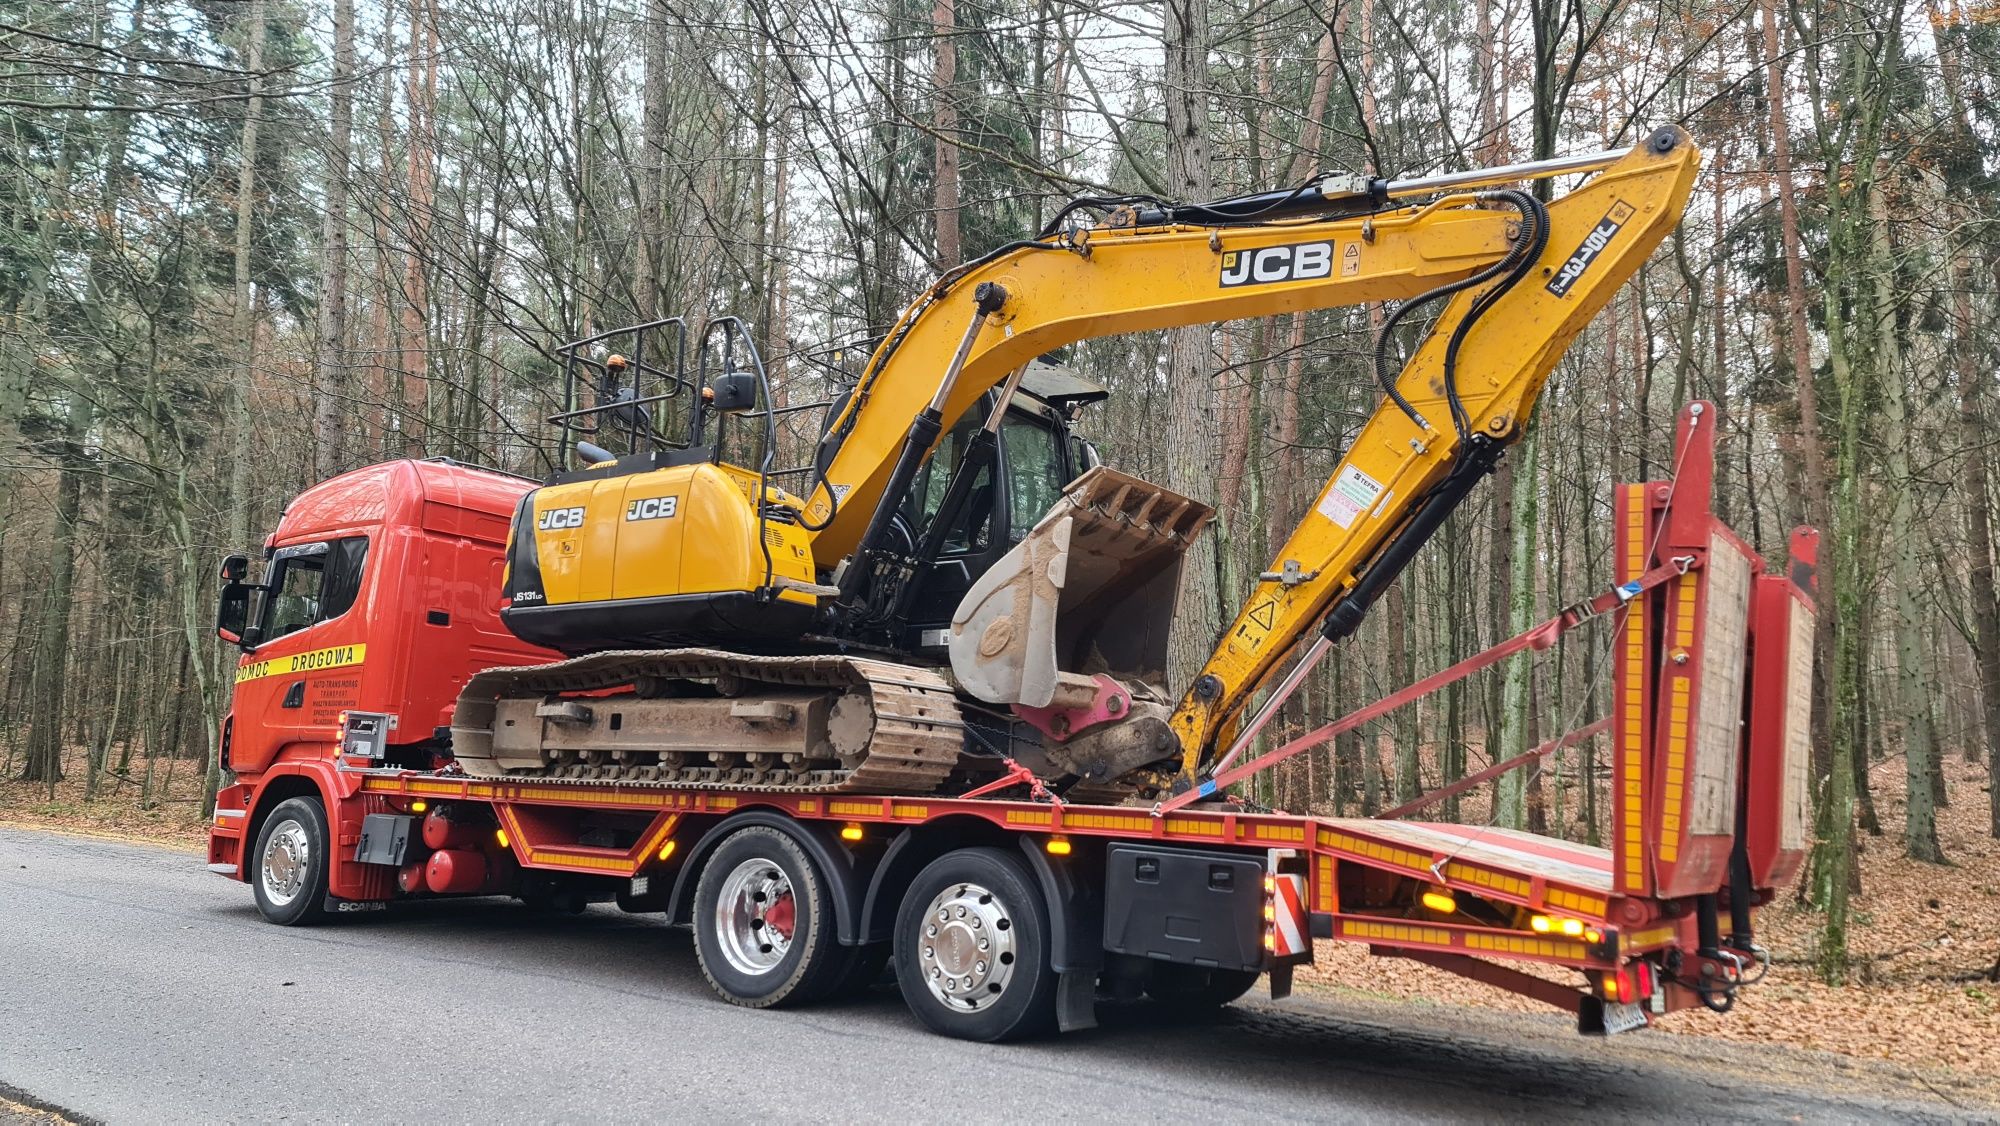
xmin=693 ymin=826 xmax=841 ymax=1008
xmin=893 ymin=847 xmax=1058 ymax=1041
xmin=251 ymin=796 xmax=330 ymax=926
xmin=1145 ymin=965 xmax=1260 ymax=1010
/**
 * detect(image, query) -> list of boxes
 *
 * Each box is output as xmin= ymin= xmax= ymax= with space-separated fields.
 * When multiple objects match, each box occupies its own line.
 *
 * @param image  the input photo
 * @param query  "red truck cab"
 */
xmin=206 ymin=460 xmax=557 ymax=899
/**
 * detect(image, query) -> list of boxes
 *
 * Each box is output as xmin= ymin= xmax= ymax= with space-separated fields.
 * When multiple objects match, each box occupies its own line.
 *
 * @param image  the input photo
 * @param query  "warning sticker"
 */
xmin=1248 ymin=600 xmax=1277 ymax=630
xmin=1317 ymin=466 xmax=1385 ymax=529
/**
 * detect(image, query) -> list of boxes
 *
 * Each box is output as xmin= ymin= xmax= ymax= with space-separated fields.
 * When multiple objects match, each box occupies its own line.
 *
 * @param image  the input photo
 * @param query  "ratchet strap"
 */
xmin=1155 ymin=557 xmax=1693 ymax=816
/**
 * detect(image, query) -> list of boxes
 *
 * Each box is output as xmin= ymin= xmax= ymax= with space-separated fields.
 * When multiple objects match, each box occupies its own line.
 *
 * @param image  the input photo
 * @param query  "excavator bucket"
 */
xmin=949 ymin=466 xmax=1214 ymax=708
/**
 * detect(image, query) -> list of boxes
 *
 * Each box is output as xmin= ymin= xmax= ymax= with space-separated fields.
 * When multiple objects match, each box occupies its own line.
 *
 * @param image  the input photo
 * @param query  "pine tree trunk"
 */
xmin=1386 ymin=577 xmax=1419 ymax=802
xmin=1867 ymin=180 xmax=1944 ymax=863
xmin=1965 ymin=256 xmax=2000 ymax=840
xmin=401 ymin=0 xmax=438 ymax=454
xmin=1160 ymin=0 xmax=1218 ymax=687
xmin=1757 ymin=0 xmax=1834 ymax=758
xmin=312 ymin=0 xmax=354 ymax=479
xmin=228 ymin=0 xmax=266 ymax=553
xmin=638 ymin=0 xmax=669 ymax=319
xmin=932 ymin=0 xmax=960 ymax=267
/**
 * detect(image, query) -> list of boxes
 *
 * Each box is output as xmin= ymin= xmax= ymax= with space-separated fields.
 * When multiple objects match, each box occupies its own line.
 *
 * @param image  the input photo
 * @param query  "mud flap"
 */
xmin=948 ymin=466 xmax=1213 ymax=708
xmin=1057 ymin=970 xmax=1098 ymax=1032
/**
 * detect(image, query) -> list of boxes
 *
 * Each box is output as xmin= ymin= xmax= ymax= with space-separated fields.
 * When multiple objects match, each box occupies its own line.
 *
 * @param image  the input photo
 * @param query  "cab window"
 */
xmin=905 ymin=414 xmax=992 ymax=555
xmin=1000 ymin=416 xmax=1066 ymax=540
xmin=261 ymin=537 xmax=368 ymax=640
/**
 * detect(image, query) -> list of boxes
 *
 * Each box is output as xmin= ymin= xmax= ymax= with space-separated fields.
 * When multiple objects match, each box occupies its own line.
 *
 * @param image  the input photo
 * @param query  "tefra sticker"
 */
xmin=1318 ymin=465 xmax=1385 ymax=529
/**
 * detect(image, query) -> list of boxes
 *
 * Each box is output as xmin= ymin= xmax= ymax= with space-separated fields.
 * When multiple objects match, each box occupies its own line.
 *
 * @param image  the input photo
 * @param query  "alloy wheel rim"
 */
xmin=260 ymin=821 xmax=310 ymax=907
xmin=916 ymin=881 xmax=1017 ymax=1010
xmin=714 ymin=857 xmax=796 ymax=976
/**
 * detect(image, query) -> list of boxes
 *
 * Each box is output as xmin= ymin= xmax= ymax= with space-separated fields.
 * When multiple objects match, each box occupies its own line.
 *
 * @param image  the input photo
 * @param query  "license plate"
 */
xmin=1600 ymin=1000 xmax=1649 ymax=1035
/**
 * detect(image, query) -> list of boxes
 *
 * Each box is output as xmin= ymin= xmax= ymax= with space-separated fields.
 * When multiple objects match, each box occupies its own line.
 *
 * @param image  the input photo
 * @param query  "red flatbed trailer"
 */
xmin=206 ymin=402 xmax=1815 ymax=1040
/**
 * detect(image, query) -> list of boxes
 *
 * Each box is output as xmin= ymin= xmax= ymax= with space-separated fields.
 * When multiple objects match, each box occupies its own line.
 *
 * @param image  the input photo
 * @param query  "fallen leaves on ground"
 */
xmin=0 ymin=746 xmax=211 ymax=850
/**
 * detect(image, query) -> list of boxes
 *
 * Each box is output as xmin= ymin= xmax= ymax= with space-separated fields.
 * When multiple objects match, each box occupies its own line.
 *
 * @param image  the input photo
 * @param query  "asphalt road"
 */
xmin=1 ymin=826 xmax=1989 ymax=1125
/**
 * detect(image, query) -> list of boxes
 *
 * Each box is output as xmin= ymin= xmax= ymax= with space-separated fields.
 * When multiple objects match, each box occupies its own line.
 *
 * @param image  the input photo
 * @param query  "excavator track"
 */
xmin=450 ymin=649 xmax=965 ymax=794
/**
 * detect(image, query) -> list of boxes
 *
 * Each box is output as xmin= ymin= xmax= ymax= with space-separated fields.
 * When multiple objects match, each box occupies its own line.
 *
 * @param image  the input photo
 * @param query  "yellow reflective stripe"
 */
xmin=235 ymin=643 xmax=367 ymax=683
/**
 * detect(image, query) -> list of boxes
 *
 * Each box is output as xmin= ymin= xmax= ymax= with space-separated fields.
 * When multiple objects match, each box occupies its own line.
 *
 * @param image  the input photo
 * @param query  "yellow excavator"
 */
xmin=451 ymin=126 xmax=1701 ymax=802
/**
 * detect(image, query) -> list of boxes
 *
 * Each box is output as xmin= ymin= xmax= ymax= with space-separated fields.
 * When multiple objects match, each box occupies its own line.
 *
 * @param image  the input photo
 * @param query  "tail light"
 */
xmin=1599 ymin=961 xmax=1658 ymax=1005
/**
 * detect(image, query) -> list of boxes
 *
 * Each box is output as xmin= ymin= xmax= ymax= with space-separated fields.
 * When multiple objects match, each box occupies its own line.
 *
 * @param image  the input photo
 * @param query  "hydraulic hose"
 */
xmin=1439 ymin=189 xmax=1550 ymax=441
xmin=1370 ymin=189 xmax=1549 ymax=434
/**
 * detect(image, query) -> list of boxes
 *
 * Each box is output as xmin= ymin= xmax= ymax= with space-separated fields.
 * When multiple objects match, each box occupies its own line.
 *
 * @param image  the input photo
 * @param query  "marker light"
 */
xmin=1045 ymin=836 xmax=1072 ymax=856
xmin=658 ymin=839 xmax=677 ymax=862
xmin=410 ymin=800 xmax=428 ymax=813
xmin=1421 ymin=887 xmax=1458 ymax=914
xmin=495 ymin=828 xmax=510 ymax=849
xmin=839 ymin=824 xmax=864 ymax=842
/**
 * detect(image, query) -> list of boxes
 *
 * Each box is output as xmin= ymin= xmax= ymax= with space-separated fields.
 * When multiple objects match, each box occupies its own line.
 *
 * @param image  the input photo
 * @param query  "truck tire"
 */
xmin=893 ymin=847 xmax=1059 ymax=1041
xmin=692 ymin=825 xmax=841 ymax=1008
xmin=251 ymin=796 xmax=331 ymax=926
xmin=1145 ymin=965 xmax=1260 ymax=1010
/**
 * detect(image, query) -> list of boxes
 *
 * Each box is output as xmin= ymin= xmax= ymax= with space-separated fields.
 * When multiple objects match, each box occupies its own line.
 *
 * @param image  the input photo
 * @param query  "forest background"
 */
xmin=2 ymin=0 xmax=1998 ymax=1068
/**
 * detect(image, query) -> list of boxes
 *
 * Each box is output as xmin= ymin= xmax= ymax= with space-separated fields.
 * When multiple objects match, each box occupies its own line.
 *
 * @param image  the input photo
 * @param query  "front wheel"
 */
xmin=251 ymin=796 xmax=331 ymax=926
xmin=893 ymin=847 xmax=1059 ymax=1042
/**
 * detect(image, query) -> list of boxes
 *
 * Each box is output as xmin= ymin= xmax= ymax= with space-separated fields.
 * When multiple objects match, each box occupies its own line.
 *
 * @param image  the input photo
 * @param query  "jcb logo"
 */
xmin=537 ymin=505 xmax=587 ymax=531
xmin=624 ymin=496 xmax=680 ymax=521
xmin=1220 ymin=241 xmax=1335 ymax=288
xmin=1546 ymin=200 xmax=1635 ymax=297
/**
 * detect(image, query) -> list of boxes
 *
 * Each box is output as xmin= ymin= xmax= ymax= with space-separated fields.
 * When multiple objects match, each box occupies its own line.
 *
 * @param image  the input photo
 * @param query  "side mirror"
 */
xmin=709 ymin=371 xmax=758 ymax=414
xmin=219 ymin=553 xmax=250 ymax=583
xmin=216 ymin=582 xmax=251 ymax=646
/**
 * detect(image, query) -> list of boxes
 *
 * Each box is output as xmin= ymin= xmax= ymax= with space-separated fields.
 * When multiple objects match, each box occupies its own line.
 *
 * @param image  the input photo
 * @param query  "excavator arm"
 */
xmin=811 ymin=127 xmax=1699 ymax=784
xmin=1169 ymin=130 xmax=1699 ymax=780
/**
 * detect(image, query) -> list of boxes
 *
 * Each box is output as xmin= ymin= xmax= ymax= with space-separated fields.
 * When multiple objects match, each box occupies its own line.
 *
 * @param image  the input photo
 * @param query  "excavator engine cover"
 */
xmin=948 ymin=466 xmax=1213 ymax=722
xmin=499 ymin=460 xmax=821 ymax=654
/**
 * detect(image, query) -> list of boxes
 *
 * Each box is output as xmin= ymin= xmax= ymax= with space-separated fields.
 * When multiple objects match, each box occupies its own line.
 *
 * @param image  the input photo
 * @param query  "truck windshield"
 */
xmin=261 ymin=537 xmax=369 ymax=641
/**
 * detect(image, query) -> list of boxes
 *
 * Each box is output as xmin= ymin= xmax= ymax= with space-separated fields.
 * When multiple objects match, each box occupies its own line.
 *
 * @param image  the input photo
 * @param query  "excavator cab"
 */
xmin=889 ymin=363 xmax=1106 ymax=651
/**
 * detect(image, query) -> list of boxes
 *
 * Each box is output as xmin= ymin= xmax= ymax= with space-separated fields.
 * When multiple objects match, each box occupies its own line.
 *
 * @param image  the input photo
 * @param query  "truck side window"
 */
xmin=265 ymin=555 xmax=325 ymax=641
xmin=261 ymin=536 xmax=369 ymax=640
xmin=320 ymin=537 xmax=368 ymax=620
